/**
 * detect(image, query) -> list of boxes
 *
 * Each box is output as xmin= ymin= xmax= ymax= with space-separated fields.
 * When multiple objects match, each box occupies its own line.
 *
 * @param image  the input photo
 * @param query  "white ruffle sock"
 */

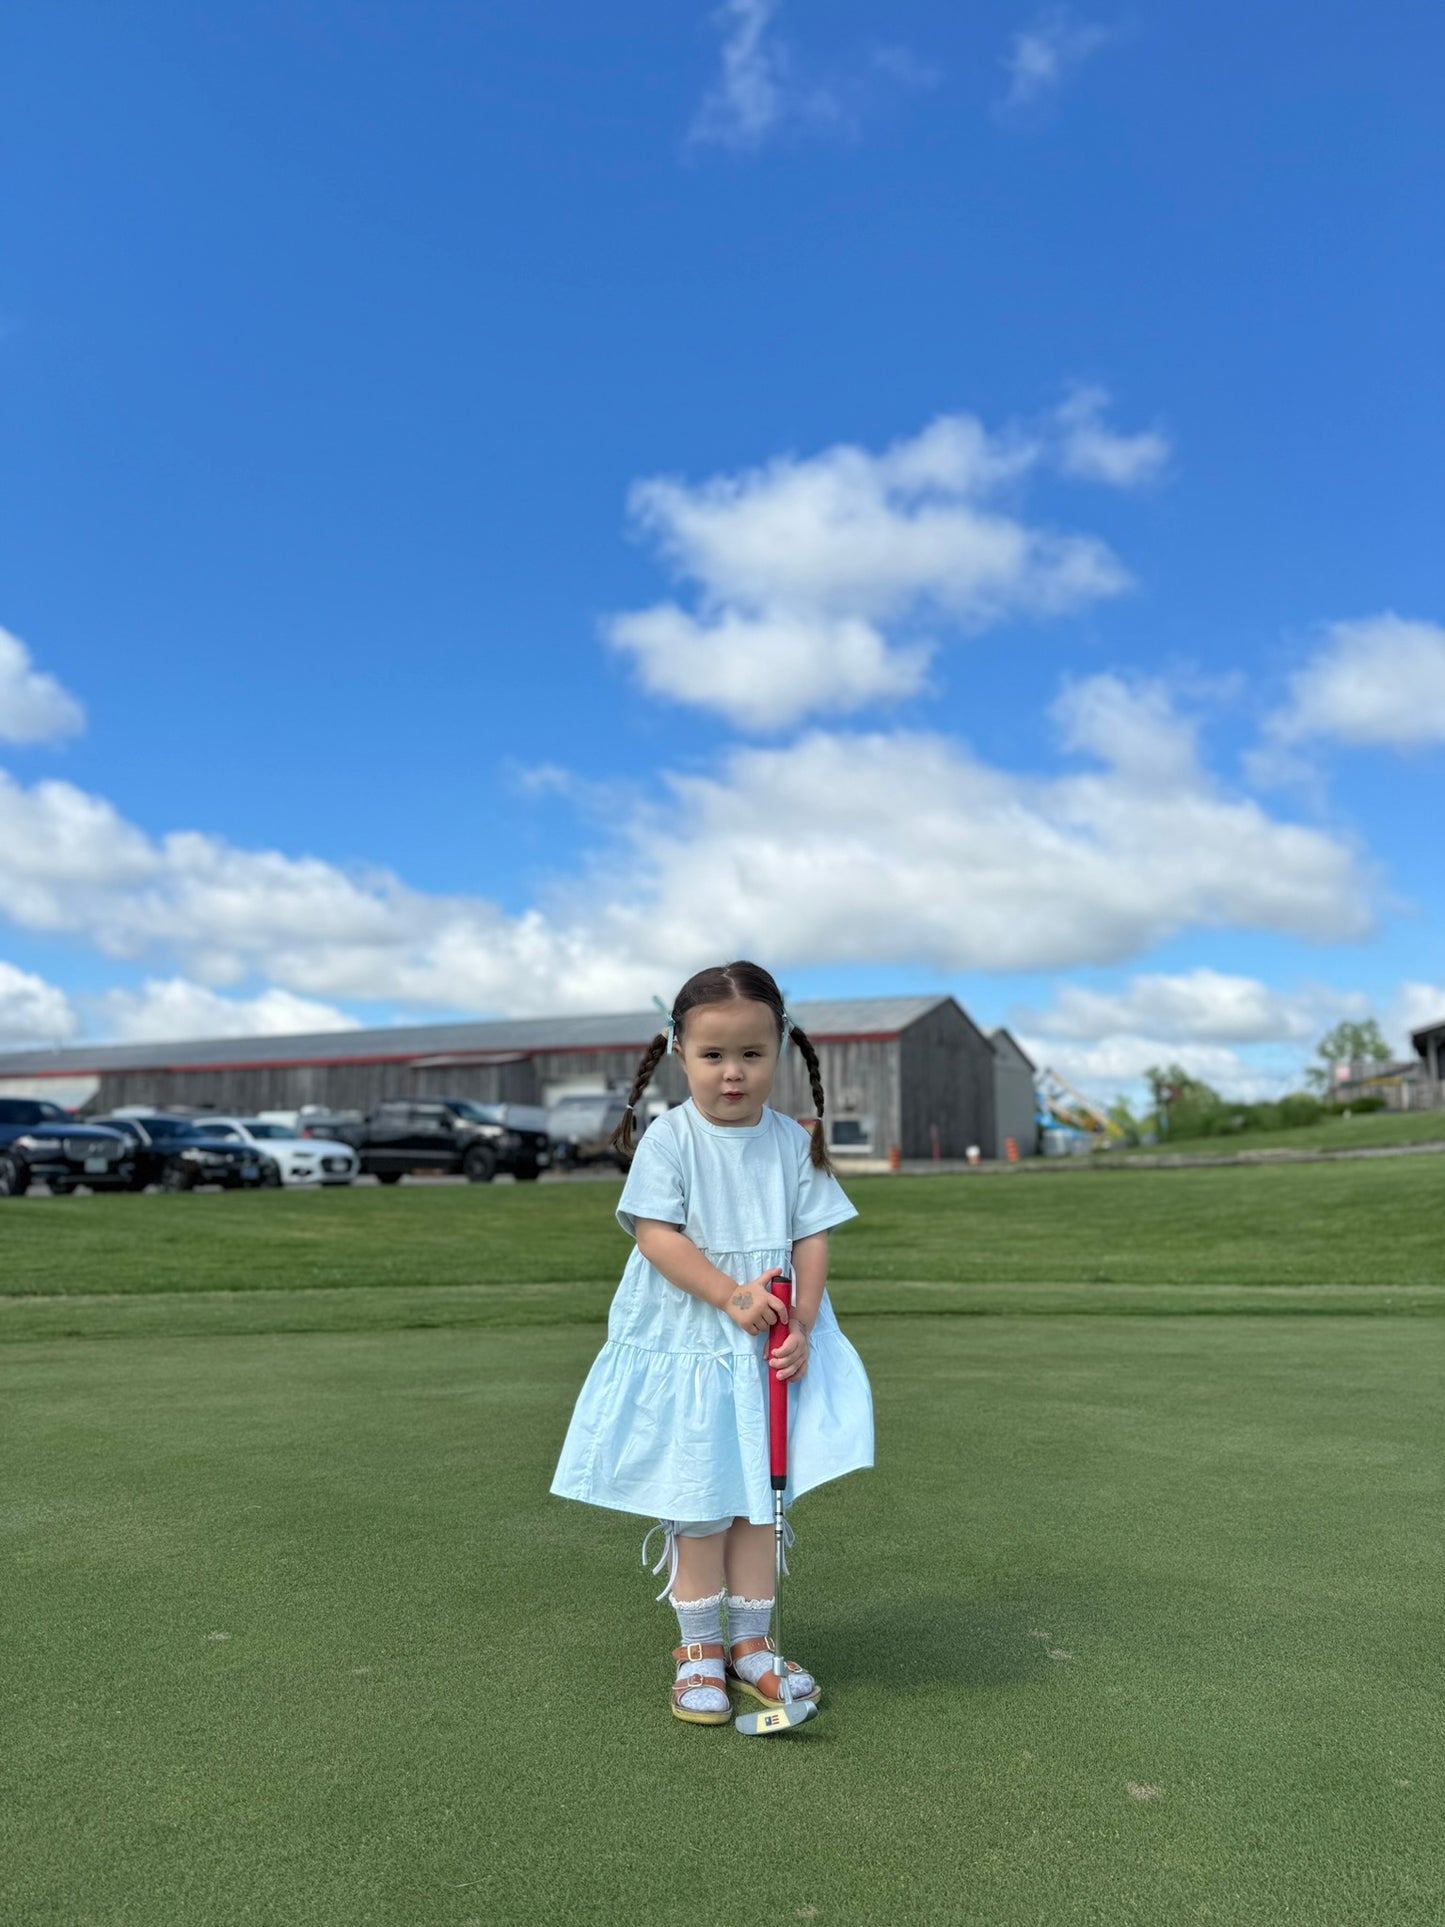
xmin=672 ymin=1590 xmax=729 ymax=1714
xmin=727 ymin=1594 xmax=816 ymax=1698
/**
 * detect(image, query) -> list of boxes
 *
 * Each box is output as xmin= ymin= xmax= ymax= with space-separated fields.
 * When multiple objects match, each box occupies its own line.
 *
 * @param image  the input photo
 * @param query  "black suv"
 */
xmin=0 ymin=1099 xmax=138 ymax=1197
xmin=91 ymin=1114 xmax=275 ymax=1191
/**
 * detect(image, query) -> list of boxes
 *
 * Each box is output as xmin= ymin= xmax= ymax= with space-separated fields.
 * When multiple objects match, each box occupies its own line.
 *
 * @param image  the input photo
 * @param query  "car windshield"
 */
xmin=448 ymin=1101 xmax=505 ymax=1124
xmin=137 ymin=1117 xmax=208 ymax=1141
xmin=237 ymin=1122 xmax=293 ymax=1139
xmin=0 ymin=1099 xmax=62 ymax=1125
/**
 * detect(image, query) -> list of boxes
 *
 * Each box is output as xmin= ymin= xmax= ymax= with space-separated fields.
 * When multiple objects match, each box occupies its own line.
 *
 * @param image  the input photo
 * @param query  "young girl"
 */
xmin=550 ymin=960 xmax=874 ymax=1725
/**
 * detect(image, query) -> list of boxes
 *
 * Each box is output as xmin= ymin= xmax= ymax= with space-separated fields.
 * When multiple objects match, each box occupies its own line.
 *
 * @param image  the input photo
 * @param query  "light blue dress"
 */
xmin=550 ymin=1100 xmax=875 ymax=1527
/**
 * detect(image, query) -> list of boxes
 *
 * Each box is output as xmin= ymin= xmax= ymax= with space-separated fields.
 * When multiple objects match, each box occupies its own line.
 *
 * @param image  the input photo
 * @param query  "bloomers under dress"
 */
xmin=550 ymin=1100 xmax=874 ymax=1531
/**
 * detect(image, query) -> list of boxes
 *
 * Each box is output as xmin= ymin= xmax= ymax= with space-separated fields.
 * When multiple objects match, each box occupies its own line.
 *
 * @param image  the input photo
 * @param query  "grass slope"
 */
xmin=5 ymin=1315 xmax=1440 ymax=1925
xmin=1114 ymin=1107 xmax=1445 ymax=1158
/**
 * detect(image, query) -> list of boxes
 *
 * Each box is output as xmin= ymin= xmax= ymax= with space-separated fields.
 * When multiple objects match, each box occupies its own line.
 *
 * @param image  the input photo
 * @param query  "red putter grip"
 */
xmin=766 ymin=1273 xmax=793 ymax=1488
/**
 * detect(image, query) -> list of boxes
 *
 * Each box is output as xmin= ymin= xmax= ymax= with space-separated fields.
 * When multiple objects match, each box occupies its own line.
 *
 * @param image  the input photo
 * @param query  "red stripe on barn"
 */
xmin=8 ymin=1029 xmax=902 ymax=1080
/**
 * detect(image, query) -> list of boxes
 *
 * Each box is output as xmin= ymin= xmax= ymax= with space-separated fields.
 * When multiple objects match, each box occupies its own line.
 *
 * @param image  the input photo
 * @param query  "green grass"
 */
xmin=1113 ymin=1105 xmax=1445 ymax=1158
xmin=4 ymin=1165 xmax=1443 ymax=1923
xmin=5 ymin=1314 xmax=1440 ymax=1924
xmin=4 ymin=1156 xmax=1443 ymax=1314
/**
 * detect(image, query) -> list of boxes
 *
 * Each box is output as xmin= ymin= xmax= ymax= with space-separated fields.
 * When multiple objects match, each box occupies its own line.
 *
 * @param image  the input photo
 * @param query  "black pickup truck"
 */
xmin=309 ymin=1098 xmax=551 ymax=1183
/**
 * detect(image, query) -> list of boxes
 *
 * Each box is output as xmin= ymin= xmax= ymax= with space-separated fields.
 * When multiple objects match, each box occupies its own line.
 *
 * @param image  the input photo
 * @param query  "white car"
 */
xmin=196 ymin=1116 xmax=359 ymax=1187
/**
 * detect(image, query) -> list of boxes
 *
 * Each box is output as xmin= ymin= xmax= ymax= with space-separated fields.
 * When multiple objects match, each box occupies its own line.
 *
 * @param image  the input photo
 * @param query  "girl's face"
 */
xmin=676 ymin=999 xmax=780 ymax=1129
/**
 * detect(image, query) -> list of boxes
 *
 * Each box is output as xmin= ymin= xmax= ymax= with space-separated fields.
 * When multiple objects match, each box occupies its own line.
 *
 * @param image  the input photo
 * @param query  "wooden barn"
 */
xmin=0 ymin=995 xmax=1033 ymax=1160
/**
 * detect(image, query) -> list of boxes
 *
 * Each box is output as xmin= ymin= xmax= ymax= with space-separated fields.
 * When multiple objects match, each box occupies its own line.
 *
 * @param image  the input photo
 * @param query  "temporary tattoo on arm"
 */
xmin=731 ymin=1290 xmax=753 ymax=1310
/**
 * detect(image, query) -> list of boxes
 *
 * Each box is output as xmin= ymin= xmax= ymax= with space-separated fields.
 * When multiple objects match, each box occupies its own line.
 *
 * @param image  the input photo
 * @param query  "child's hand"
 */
xmin=723 ymin=1268 xmax=788 ymax=1336
xmin=769 ymin=1322 xmax=810 ymax=1383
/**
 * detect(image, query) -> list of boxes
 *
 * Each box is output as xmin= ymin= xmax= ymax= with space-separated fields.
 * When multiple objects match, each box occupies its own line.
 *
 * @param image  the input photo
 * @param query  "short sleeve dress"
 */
xmin=550 ymin=1100 xmax=874 ymax=1526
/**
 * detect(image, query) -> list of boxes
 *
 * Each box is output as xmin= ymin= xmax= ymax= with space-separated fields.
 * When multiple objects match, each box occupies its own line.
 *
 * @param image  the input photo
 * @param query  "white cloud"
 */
xmin=0 ymin=676 xmax=1372 ymax=1029
xmin=1018 ymin=1033 xmax=1288 ymax=1104
xmin=629 ymin=701 xmax=1370 ymax=973
xmin=1052 ymin=674 xmax=1200 ymax=783
xmin=1266 ymin=614 xmax=1445 ymax=750
xmin=688 ymin=1 xmax=938 ymax=153
xmin=0 ymin=627 xmax=85 ymax=745
xmin=606 ymin=605 xmax=931 ymax=731
xmin=691 ymin=0 xmax=786 ymax=151
xmin=0 ymin=959 xmax=80 ymax=1049
xmin=607 ymin=407 xmax=1160 ymax=728
xmin=999 ymin=8 xmax=1114 ymax=113
xmin=1054 ymin=384 xmax=1168 ymax=487
xmin=1017 ymin=969 xmax=1366 ymax=1046
xmin=1391 ymin=982 xmax=1445 ymax=1043
xmin=95 ymin=978 xmax=360 ymax=1044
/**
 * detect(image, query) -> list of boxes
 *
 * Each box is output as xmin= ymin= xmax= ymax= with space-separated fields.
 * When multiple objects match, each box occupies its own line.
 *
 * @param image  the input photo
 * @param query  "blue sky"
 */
xmin=1 ymin=0 xmax=1442 ymax=1098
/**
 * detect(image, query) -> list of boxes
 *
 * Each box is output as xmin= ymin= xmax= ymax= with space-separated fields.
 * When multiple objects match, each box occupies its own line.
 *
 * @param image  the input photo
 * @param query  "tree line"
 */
xmin=1108 ymin=1020 xmax=1395 ymax=1145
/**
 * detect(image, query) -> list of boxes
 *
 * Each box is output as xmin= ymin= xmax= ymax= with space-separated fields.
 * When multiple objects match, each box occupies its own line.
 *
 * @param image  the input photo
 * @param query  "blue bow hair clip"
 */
xmin=652 ymin=994 xmax=676 ymax=1054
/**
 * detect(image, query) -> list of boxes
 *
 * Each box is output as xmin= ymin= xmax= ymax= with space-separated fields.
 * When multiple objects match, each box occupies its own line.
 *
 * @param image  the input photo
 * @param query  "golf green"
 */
xmin=6 ymin=1303 xmax=1440 ymax=1924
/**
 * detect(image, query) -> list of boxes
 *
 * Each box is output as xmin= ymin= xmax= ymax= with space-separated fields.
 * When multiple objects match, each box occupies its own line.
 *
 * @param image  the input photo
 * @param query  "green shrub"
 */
xmin=1279 ymin=1093 xmax=1325 ymax=1128
xmin=1167 ymin=1096 xmax=1227 ymax=1140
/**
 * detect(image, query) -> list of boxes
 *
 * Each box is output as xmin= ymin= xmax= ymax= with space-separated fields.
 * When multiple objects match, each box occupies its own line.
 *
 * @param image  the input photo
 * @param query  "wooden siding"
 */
xmin=81 ymin=1034 xmax=902 ymax=1140
xmin=992 ymin=1059 xmax=1039 ymax=1158
xmin=897 ymin=1001 xmax=995 ymax=1158
xmin=775 ymin=1035 xmax=901 ymax=1156
xmin=990 ymin=1029 xmax=1039 ymax=1159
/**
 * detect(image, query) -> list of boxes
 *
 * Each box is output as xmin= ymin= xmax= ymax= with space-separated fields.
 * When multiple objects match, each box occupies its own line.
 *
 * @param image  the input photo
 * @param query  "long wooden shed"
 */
xmin=0 ymin=994 xmax=1029 ymax=1160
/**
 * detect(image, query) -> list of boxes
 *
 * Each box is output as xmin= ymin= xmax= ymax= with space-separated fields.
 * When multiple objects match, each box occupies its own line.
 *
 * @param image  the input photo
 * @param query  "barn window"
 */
xmin=828 ymin=1115 xmax=874 ymax=1153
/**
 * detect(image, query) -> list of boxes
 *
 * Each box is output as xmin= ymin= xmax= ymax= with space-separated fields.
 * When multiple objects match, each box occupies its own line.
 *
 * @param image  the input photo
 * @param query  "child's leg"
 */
xmin=669 ymin=1520 xmax=732 ymax=1719
xmin=673 ymin=1526 xmax=727 ymax=1601
xmin=721 ymin=1519 xmax=773 ymax=1598
xmin=723 ymin=1517 xmax=818 ymax=1701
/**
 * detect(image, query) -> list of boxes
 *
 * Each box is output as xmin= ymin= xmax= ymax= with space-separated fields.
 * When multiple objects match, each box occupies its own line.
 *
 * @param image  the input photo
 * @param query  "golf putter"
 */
xmin=736 ymin=1272 xmax=819 ymax=1737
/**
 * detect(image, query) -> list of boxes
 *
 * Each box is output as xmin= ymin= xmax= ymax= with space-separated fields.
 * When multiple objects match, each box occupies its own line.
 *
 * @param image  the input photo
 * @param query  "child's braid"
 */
xmin=789 ymin=1025 xmax=834 ymax=1173
xmin=609 ymin=1031 xmax=669 ymax=1161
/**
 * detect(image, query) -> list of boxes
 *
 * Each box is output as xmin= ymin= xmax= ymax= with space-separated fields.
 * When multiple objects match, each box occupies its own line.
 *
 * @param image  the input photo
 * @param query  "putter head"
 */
xmin=735 ymin=1698 xmax=818 ymax=1737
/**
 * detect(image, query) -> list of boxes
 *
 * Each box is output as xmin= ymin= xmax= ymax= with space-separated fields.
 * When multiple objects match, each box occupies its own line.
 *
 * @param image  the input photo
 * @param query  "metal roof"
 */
xmin=1410 ymin=1015 xmax=1445 ymax=1053
xmin=0 ymin=995 xmax=953 ymax=1079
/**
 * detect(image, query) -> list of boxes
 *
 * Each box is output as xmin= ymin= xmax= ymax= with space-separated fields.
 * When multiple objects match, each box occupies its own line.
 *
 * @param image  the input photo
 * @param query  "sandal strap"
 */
xmin=727 ymin=1635 xmax=776 ymax=1663
xmin=671 ymin=1641 xmax=726 ymax=1664
xmin=672 ymin=1673 xmax=727 ymax=1704
xmin=724 ymin=1650 xmax=812 ymax=1702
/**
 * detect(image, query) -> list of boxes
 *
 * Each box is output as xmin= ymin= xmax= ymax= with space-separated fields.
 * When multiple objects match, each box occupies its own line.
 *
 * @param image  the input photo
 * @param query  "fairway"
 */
xmin=5 ymin=1169 xmax=1443 ymax=1925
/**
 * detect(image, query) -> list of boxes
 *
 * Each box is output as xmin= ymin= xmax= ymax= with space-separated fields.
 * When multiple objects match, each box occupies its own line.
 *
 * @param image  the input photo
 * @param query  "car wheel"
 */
xmin=376 ymin=1170 xmax=403 ymax=1184
xmin=515 ymin=1161 xmax=541 ymax=1182
xmin=0 ymin=1154 xmax=30 ymax=1198
xmin=160 ymin=1160 xmax=196 ymax=1193
xmin=127 ymin=1169 xmax=150 ymax=1192
xmin=462 ymin=1146 xmax=497 ymax=1183
xmin=48 ymin=1177 xmax=77 ymax=1196
xmin=260 ymin=1160 xmax=284 ymax=1188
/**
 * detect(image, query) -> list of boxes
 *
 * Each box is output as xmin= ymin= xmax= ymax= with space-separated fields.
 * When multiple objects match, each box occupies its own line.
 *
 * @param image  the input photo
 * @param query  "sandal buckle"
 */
xmin=684 ymin=1641 xmax=703 ymax=1662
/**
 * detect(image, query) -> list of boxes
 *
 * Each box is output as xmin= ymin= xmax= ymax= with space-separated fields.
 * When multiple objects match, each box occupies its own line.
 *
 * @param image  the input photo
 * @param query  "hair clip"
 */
xmin=651 ymin=993 xmax=677 ymax=1054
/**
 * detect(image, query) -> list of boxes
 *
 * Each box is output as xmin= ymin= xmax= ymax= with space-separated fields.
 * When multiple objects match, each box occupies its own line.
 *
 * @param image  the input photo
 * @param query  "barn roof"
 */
xmin=0 ymin=995 xmax=951 ymax=1079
